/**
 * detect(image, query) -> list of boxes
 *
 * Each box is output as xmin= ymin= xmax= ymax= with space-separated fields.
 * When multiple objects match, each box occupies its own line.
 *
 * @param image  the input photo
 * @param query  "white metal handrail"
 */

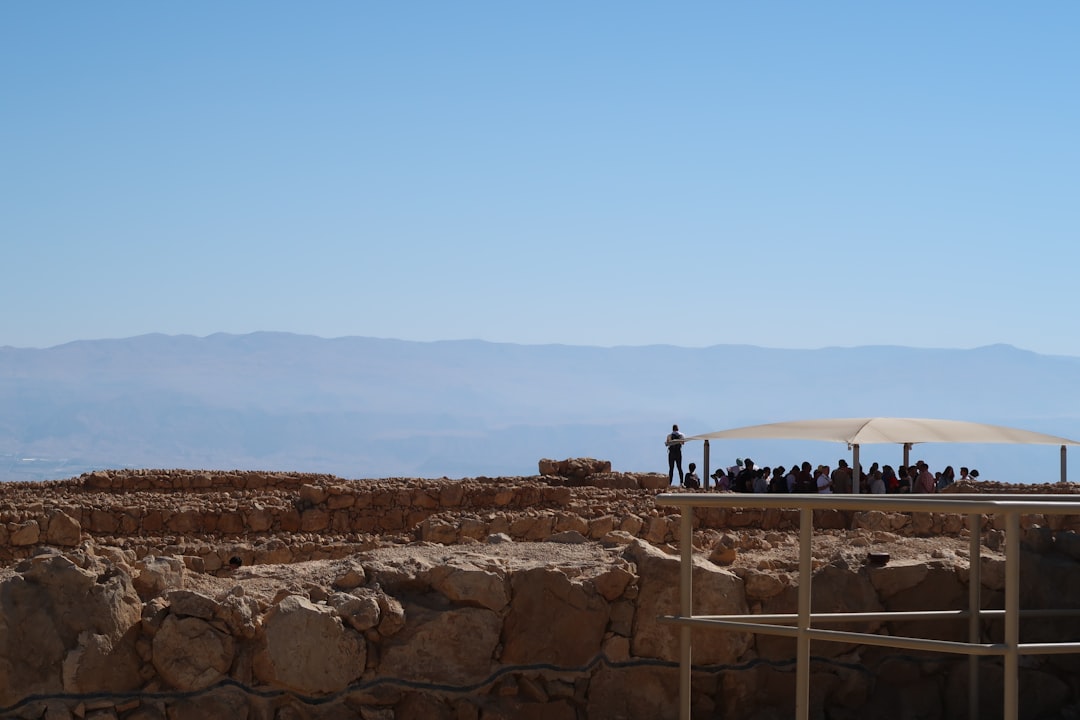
xmin=655 ymin=492 xmax=1080 ymax=720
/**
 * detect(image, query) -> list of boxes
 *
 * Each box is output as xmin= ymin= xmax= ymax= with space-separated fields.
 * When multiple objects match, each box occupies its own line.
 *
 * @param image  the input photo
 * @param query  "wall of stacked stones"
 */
xmin=4 ymin=526 xmax=1080 ymax=719
xmin=4 ymin=470 xmax=1080 ymax=563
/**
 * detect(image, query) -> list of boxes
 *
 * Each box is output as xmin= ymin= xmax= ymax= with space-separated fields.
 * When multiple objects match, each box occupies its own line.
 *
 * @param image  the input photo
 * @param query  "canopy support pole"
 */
xmin=1062 ymin=445 xmax=1067 ymax=483
xmin=703 ymin=440 xmax=711 ymax=489
xmin=903 ymin=443 xmax=912 ymax=471
xmin=852 ymin=444 xmax=861 ymax=494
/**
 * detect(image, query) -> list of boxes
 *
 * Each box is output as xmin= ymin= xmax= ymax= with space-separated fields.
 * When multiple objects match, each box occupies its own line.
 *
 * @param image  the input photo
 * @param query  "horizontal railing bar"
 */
xmin=806 ymin=626 xmax=1005 ymax=655
xmin=656 ymin=493 xmax=1080 ymax=515
xmin=681 ymin=609 xmax=1080 ymax=624
xmin=1017 ymin=642 xmax=1080 ymax=655
xmin=659 ymin=615 xmax=1006 ymax=655
xmin=685 ymin=610 xmax=968 ymax=623
xmin=659 ymin=615 xmax=801 ymax=638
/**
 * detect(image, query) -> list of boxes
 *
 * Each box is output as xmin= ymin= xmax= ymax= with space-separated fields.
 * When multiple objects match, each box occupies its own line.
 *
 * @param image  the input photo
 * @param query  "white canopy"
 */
xmin=687 ymin=417 xmax=1080 ymax=447
xmin=685 ymin=417 xmax=1079 ymax=487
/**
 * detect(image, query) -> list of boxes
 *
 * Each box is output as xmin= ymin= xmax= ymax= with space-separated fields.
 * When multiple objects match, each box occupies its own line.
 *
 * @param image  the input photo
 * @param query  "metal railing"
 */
xmin=655 ymin=493 xmax=1080 ymax=720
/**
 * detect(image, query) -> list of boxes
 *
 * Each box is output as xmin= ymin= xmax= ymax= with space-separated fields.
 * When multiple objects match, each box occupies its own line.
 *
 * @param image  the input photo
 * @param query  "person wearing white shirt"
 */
xmin=869 ymin=471 xmax=886 ymax=494
xmin=816 ymin=465 xmax=833 ymax=493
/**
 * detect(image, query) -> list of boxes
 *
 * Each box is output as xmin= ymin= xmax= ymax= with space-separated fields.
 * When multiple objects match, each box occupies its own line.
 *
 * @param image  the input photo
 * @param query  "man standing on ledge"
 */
xmin=666 ymin=424 xmax=686 ymax=486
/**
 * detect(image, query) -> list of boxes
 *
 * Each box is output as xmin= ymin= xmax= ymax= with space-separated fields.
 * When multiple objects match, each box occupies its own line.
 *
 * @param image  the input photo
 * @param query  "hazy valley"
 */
xmin=2 ymin=333 xmax=1079 ymax=483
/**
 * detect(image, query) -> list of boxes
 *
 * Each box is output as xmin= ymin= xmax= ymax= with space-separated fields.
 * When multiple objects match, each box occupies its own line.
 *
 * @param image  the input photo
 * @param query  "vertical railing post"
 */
xmin=1004 ymin=510 xmax=1020 ymax=720
xmin=679 ymin=504 xmax=693 ymax=720
xmin=796 ymin=506 xmax=813 ymax=720
xmin=703 ymin=439 xmax=711 ymax=490
xmin=968 ymin=512 xmax=982 ymax=720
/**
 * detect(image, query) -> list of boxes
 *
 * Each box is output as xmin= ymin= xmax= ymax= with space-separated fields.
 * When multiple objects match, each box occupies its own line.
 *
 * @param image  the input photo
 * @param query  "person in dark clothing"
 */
xmin=795 ymin=461 xmax=816 ymax=493
xmin=769 ymin=466 xmax=788 ymax=493
xmin=684 ymin=463 xmax=701 ymax=489
xmin=734 ymin=458 xmax=756 ymax=493
xmin=666 ymin=424 xmax=686 ymax=485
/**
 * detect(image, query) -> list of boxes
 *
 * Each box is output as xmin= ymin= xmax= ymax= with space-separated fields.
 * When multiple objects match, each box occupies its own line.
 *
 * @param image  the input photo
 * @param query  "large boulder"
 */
xmin=587 ymin=665 xmax=680 ymax=720
xmin=61 ymin=629 xmax=142 ymax=695
xmin=10 ymin=519 xmax=41 ymax=546
xmin=881 ymin=564 xmax=968 ymax=643
xmin=329 ymin=590 xmax=382 ymax=632
xmin=428 ymin=560 xmax=510 ymax=612
xmin=379 ymin=601 xmax=500 ymax=685
xmin=627 ymin=540 xmax=752 ymax=664
xmin=45 ymin=511 xmax=82 ymax=547
xmin=0 ymin=553 xmax=142 ymax=707
xmin=758 ymin=560 xmax=885 ymax=661
xmin=133 ymin=556 xmax=186 ymax=600
xmin=501 ymin=567 xmax=610 ymax=666
xmin=151 ymin=614 xmax=235 ymax=691
xmin=253 ymin=595 xmax=366 ymax=694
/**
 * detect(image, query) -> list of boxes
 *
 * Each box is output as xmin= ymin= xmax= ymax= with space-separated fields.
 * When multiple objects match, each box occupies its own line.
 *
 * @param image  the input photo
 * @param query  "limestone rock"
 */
xmin=627 ymin=539 xmax=752 ymax=665
xmin=151 ymin=614 xmax=234 ymax=691
xmin=133 ymin=556 xmax=185 ymax=600
xmin=501 ymin=566 xmax=609 ymax=667
xmin=376 ymin=591 xmax=406 ymax=637
xmin=214 ymin=592 xmax=261 ymax=640
xmin=592 ymin=565 xmax=635 ymax=601
xmin=537 ymin=457 xmax=611 ymax=480
xmin=808 ymin=563 xmax=885 ymax=655
xmin=867 ymin=558 xmax=930 ymax=598
xmin=253 ymin=595 xmax=366 ymax=694
xmin=46 ymin=511 xmax=82 ymax=546
xmin=165 ymin=590 xmax=218 ymax=620
xmin=10 ymin=519 xmax=41 ymax=546
xmin=299 ymin=483 xmax=328 ymax=505
xmin=61 ymin=630 xmax=142 ymax=695
xmin=428 ymin=561 xmax=510 ymax=612
xmin=0 ymin=553 xmax=142 ymax=707
xmin=159 ymin=687 xmax=248 ymax=720
xmin=332 ymin=565 xmax=366 ymax=590
xmin=547 ymin=530 xmax=588 ymax=544
xmin=742 ymin=568 xmax=786 ymax=599
xmin=881 ymin=565 xmax=968 ymax=643
xmin=379 ymin=602 xmax=500 ymax=685
xmin=329 ymin=590 xmax=381 ymax=632
xmin=587 ymin=665 xmax=678 ymax=720
xmin=419 ymin=517 xmax=459 ymax=544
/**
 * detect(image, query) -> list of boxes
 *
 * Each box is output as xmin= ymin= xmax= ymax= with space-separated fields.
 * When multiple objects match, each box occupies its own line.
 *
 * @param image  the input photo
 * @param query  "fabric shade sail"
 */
xmin=685 ymin=417 xmax=1080 ymax=486
xmin=686 ymin=418 xmax=1080 ymax=447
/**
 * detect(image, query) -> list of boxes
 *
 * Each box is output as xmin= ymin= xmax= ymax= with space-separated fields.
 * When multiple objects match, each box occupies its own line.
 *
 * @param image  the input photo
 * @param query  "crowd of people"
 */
xmin=665 ymin=422 xmax=980 ymax=494
xmin=690 ymin=457 xmax=980 ymax=493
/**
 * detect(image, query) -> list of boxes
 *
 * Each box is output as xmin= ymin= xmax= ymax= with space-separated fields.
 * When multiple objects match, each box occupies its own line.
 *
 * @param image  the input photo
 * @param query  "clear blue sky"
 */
xmin=3 ymin=3 xmax=1078 ymax=354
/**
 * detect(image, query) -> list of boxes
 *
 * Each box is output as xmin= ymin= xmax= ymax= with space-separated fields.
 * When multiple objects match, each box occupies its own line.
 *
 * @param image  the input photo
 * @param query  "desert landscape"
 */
xmin=2 ymin=460 xmax=1080 ymax=720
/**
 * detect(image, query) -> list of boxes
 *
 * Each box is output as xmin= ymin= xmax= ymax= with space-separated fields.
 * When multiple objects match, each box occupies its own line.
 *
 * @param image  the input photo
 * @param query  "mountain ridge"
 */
xmin=2 ymin=333 xmax=1078 ymax=482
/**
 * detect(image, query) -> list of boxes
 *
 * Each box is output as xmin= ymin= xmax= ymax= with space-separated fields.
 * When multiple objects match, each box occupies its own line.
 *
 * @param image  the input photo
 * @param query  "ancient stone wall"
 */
xmin=3 ymin=531 xmax=1080 ymax=719
xmin=4 ymin=469 xmax=1080 ymax=565
xmin=4 ymin=470 xmax=1080 ymax=719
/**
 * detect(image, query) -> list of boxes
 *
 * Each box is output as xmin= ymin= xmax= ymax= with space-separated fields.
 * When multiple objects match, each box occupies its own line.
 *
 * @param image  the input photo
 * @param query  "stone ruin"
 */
xmin=1 ymin=463 xmax=1080 ymax=719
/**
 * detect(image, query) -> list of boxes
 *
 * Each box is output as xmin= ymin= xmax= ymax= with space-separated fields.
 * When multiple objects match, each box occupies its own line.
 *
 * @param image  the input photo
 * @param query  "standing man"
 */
xmin=915 ymin=461 xmax=937 ymax=493
xmin=831 ymin=459 xmax=853 ymax=494
xmin=666 ymin=424 xmax=686 ymax=486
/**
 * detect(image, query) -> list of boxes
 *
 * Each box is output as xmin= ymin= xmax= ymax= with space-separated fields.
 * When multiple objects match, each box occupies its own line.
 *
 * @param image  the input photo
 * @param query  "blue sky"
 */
xmin=3 ymin=3 xmax=1078 ymax=354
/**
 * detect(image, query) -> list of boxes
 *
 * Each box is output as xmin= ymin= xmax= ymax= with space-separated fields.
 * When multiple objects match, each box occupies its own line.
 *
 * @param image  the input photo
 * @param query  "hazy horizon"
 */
xmin=4 ymin=331 xmax=1074 ymax=360
xmin=3 ymin=332 xmax=1078 ymax=485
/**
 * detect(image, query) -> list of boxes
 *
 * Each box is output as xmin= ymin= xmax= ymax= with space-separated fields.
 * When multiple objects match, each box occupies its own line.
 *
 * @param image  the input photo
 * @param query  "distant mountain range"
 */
xmin=2 ymin=333 xmax=1079 ymax=483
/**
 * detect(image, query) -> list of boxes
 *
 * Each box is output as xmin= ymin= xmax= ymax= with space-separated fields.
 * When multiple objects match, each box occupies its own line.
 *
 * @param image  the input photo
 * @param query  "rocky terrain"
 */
xmin=2 ymin=460 xmax=1080 ymax=720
